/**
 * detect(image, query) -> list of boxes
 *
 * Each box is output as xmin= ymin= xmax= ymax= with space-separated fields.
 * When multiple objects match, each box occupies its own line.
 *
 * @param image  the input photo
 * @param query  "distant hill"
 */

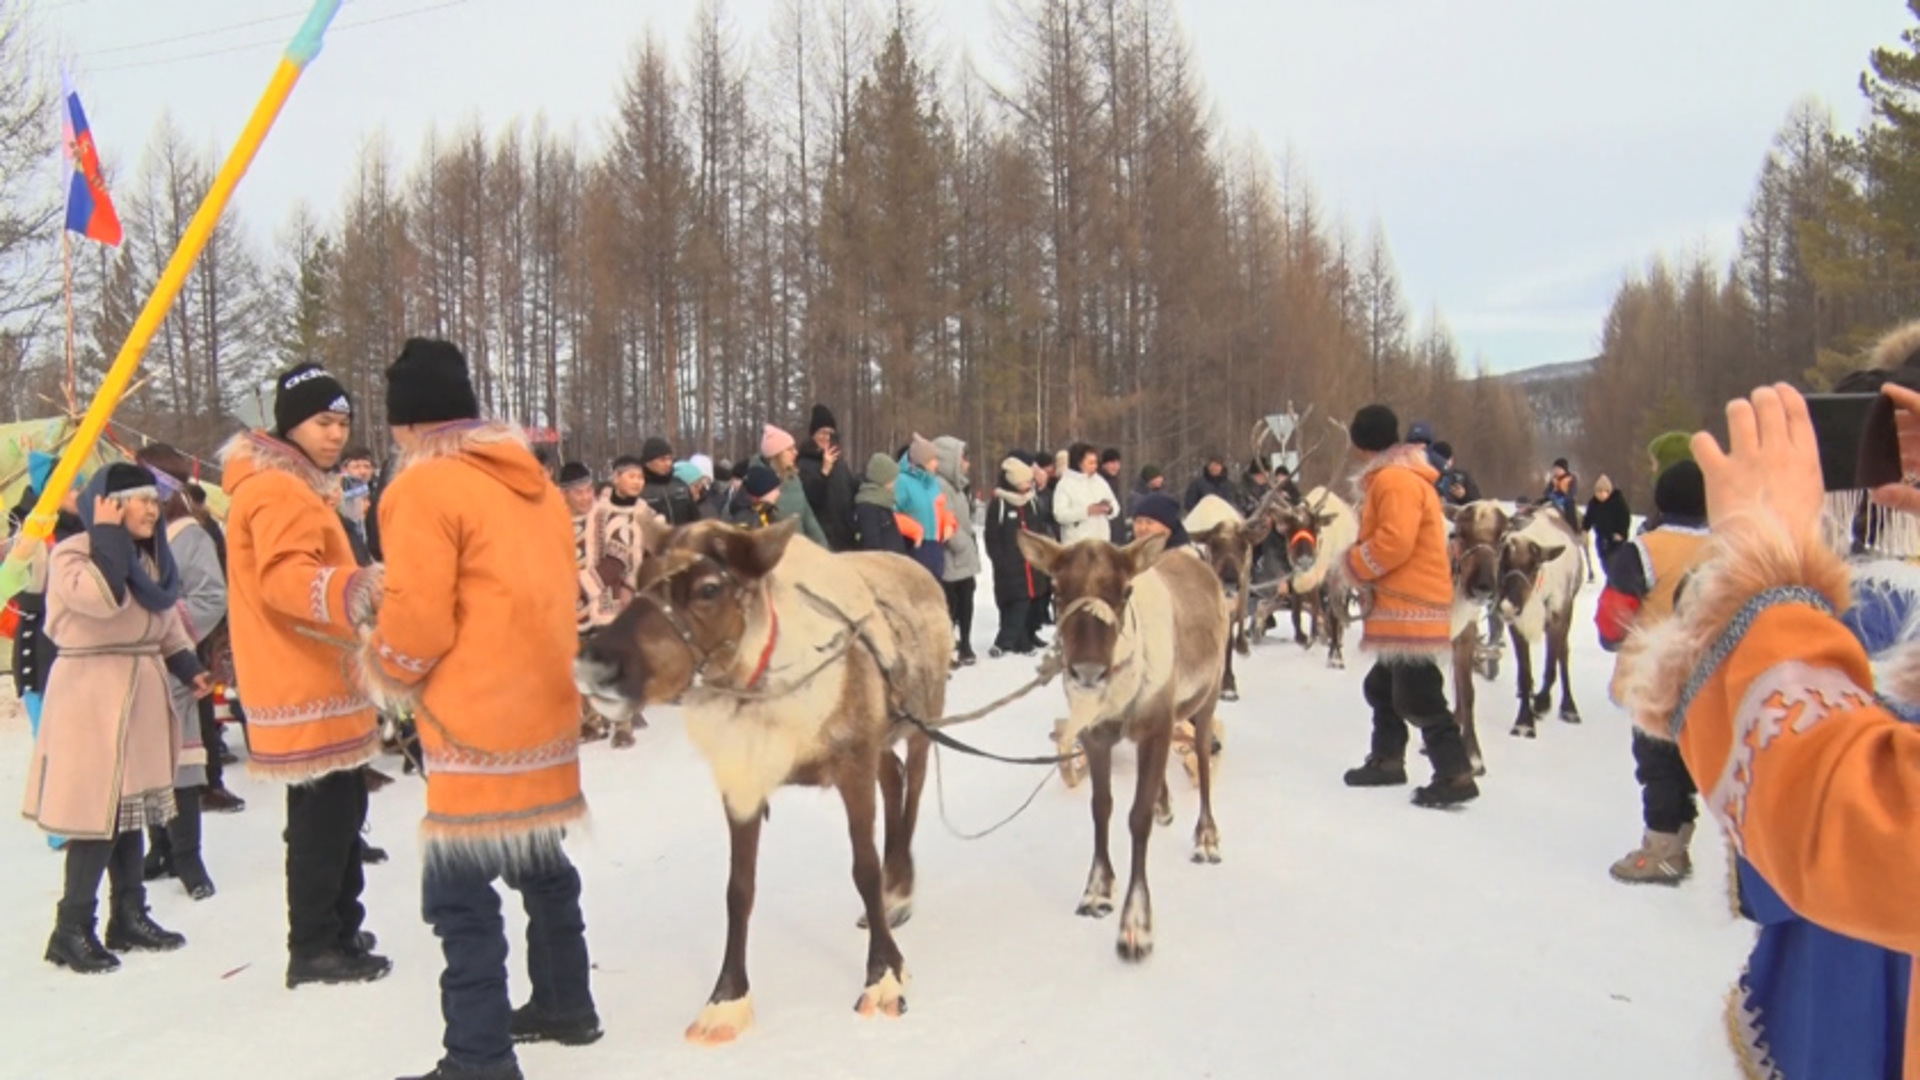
xmin=1496 ymin=357 xmax=1594 ymax=457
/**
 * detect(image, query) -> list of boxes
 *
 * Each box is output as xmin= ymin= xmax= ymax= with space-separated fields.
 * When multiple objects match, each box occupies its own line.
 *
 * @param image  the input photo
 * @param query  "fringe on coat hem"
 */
xmin=420 ymin=798 xmax=589 ymax=875
xmin=1615 ymin=516 xmax=1850 ymax=741
xmin=247 ymin=737 xmax=381 ymax=786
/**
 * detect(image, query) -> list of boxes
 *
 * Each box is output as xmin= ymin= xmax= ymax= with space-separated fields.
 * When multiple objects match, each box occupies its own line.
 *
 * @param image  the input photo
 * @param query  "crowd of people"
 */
xmin=5 ymin=325 xmax=1918 ymax=1078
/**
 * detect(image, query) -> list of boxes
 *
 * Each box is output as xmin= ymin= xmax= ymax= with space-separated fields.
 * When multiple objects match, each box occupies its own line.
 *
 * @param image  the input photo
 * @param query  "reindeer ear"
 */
xmin=1442 ymin=504 xmax=1461 ymax=525
xmin=1123 ymin=532 xmax=1168 ymax=577
xmin=1538 ymin=543 xmax=1567 ymax=563
xmin=1192 ymin=523 xmax=1222 ymax=548
xmin=718 ymin=518 xmax=799 ymax=580
xmin=1018 ymin=530 xmax=1065 ymax=573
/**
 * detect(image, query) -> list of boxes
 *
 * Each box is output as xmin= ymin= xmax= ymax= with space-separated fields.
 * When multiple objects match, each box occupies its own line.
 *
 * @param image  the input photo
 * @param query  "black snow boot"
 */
xmin=510 ymin=1003 xmax=604 ymax=1046
xmin=105 ymin=894 xmax=187 ymax=952
xmin=142 ymin=826 xmax=173 ymax=881
xmin=1411 ymin=775 xmax=1481 ymax=809
xmin=287 ymin=947 xmax=393 ymax=989
xmin=46 ymin=901 xmax=119 ymax=974
xmin=1342 ymin=756 xmax=1408 ymax=787
xmin=168 ymin=789 xmax=215 ymax=901
xmin=395 ymin=1060 xmax=524 ymax=1080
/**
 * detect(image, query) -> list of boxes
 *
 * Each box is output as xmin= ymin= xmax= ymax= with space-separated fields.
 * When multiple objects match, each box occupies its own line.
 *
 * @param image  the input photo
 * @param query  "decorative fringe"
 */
xmin=1724 ymin=981 xmax=1783 ymax=1080
xmin=420 ymin=798 xmax=589 ymax=876
xmin=247 ymin=735 xmax=381 ymax=786
xmin=351 ymin=630 xmax=420 ymax=716
xmin=1820 ymin=489 xmax=1920 ymax=560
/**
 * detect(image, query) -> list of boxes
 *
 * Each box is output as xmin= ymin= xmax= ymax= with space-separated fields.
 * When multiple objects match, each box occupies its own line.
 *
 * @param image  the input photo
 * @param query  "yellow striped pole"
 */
xmin=1 ymin=0 xmax=343 ymax=600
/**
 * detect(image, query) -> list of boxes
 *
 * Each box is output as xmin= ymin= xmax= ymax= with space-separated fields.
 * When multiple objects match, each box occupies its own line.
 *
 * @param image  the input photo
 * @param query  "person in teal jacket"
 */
xmin=895 ymin=434 xmax=945 ymax=580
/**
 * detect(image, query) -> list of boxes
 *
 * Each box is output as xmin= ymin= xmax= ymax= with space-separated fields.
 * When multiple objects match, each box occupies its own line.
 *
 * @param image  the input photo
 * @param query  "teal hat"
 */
xmin=673 ymin=461 xmax=705 ymax=487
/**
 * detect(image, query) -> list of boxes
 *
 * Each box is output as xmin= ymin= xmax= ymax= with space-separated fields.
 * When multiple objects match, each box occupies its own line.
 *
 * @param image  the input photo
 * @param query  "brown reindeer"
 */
xmin=1017 ymin=531 xmax=1232 ymax=962
xmin=573 ymin=519 xmax=949 ymax=1044
xmin=1185 ymin=493 xmax=1268 ymax=703
xmin=1444 ymin=500 xmax=1511 ymax=775
xmin=1497 ymin=510 xmax=1586 ymax=737
xmin=1271 ymin=487 xmax=1358 ymax=669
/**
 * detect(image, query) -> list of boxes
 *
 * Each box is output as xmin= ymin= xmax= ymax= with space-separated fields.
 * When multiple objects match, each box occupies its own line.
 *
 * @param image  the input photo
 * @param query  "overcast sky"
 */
xmin=40 ymin=0 xmax=1914 ymax=373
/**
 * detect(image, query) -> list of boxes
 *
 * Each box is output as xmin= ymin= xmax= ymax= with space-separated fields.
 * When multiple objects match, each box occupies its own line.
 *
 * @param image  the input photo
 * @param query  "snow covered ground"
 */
xmin=0 ymin=584 xmax=1755 ymax=1080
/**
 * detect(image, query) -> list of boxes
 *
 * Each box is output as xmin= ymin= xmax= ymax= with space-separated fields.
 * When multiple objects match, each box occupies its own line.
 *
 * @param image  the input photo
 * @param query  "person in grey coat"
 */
xmin=133 ymin=448 xmax=225 ymax=901
xmin=934 ymin=435 xmax=980 ymax=667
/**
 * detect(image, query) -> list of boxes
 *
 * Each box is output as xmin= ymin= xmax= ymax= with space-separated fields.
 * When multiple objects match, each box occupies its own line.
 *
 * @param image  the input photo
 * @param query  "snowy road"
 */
xmin=0 ymin=586 xmax=1753 ymax=1079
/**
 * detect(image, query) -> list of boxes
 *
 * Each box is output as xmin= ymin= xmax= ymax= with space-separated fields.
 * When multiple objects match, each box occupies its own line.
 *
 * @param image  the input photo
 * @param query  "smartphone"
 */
xmin=1804 ymin=393 xmax=1902 ymax=491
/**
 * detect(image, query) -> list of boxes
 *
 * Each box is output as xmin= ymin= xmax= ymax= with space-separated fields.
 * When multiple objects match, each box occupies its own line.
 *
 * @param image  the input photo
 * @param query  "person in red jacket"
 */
xmin=1616 ymin=382 xmax=1920 ymax=1079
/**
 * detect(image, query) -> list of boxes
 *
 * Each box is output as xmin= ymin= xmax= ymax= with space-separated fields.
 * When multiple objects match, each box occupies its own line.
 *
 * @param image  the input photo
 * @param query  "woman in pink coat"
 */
xmin=20 ymin=464 xmax=211 ymax=974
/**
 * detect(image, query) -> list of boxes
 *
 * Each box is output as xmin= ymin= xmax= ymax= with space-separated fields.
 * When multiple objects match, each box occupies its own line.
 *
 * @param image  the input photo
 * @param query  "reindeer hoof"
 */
xmin=1560 ymin=707 xmax=1582 ymax=724
xmin=1511 ymin=722 xmax=1536 ymax=739
xmin=856 ymin=898 xmax=913 ymax=931
xmin=1530 ymin=695 xmax=1552 ymax=717
xmin=1192 ymin=837 xmax=1222 ymax=864
xmin=854 ymin=971 xmax=908 ymax=1019
xmin=1220 ymin=687 xmax=1239 ymax=703
xmin=1328 ymin=656 xmax=1346 ymax=670
xmin=1116 ymin=924 xmax=1154 ymax=963
xmin=685 ymin=996 xmax=755 ymax=1046
xmin=1472 ymin=760 xmax=1488 ymax=778
xmin=1155 ymin=804 xmax=1175 ymax=827
xmin=1077 ymin=897 xmax=1114 ymax=919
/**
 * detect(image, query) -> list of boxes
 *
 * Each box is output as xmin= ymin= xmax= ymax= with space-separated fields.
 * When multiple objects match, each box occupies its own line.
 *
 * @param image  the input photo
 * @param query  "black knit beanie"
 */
xmin=809 ymin=404 xmax=837 ymax=436
xmin=1349 ymin=405 xmax=1399 ymax=453
xmin=385 ymin=339 xmax=478 ymax=427
xmin=1100 ymin=448 xmax=1122 ymax=467
xmin=1654 ymin=460 xmax=1706 ymax=520
xmin=641 ymin=437 xmax=674 ymax=463
xmin=274 ymin=363 xmax=352 ymax=438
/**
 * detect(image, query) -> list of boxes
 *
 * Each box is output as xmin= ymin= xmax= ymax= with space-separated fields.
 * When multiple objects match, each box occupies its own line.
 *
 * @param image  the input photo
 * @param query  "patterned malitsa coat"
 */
xmin=22 ymin=532 xmax=195 ymax=839
xmin=219 ymin=431 xmax=382 ymax=783
xmin=576 ymin=493 xmax=652 ymax=633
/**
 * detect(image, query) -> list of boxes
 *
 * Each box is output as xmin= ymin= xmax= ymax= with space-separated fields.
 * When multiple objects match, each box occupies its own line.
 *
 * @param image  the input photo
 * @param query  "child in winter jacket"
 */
xmin=895 ymin=435 xmax=950 ymax=579
xmin=854 ymin=453 xmax=912 ymax=554
xmin=985 ymin=457 xmax=1042 ymax=656
xmin=934 ymin=437 xmax=980 ymax=666
xmin=1596 ymin=460 xmax=1711 ymax=885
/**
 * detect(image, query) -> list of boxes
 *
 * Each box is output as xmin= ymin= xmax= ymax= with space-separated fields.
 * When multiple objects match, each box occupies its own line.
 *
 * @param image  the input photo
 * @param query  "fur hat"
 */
xmin=274 ymin=363 xmax=352 ymax=437
xmin=1001 ymin=456 xmax=1035 ymax=489
xmin=558 ymin=461 xmax=593 ymax=489
xmin=809 ymin=404 xmax=838 ymax=436
xmin=761 ymin=425 xmax=796 ymax=459
xmin=385 ymin=339 xmax=477 ymax=427
xmin=1869 ymin=320 xmax=1920 ymax=371
xmin=641 ymin=436 xmax=674 ymax=463
xmin=1349 ymin=405 xmax=1399 ymax=453
xmin=1647 ymin=431 xmax=1693 ymax=475
xmin=1653 ymin=460 xmax=1706 ymax=520
xmin=866 ymin=453 xmax=899 ymax=486
xmin=742 ymin=464 xmax=782 ymax=501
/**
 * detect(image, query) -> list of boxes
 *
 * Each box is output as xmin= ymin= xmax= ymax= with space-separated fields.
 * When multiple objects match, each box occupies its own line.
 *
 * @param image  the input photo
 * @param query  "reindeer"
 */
xmin=1444 ymin=500 xmax=1512 ymax=775
xmin=1271 ymin=486 xmax=1359 ymax=669
xmin=1018 ymin=531 xmax=1232 ymax=962
xmin=1184 ymin=494 xmax=1268 ymax=703
xmin=573 ymin=519 xmax=948 ymax=1044
xmin=1496 ymin=509 xmax=1586 ymax=737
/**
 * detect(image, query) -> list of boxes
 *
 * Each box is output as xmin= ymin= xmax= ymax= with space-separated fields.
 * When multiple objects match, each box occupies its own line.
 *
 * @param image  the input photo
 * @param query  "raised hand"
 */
xmin=1690 ymin=384 xmax=1824 ymax=532
xmin=92 ymin=495 xmax=125 ymax=527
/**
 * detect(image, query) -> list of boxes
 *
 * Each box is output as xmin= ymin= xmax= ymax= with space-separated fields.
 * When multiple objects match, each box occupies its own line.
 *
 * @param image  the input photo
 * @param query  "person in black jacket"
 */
xmin=985 ymin=456 xmax=1043 ymax=657
xmin=1183 ymin=455 xmax=1237 ymax=511
xmin=1432 ymin=441 xmax=1482 ymax=507
xmin=1023 ymin=452 xmax=1057 ymax=644
xmin=1584 ymin=474 xmax=1632 ymax=571
xmin=1098 ymin=449 xmax=1129 ymax=544
xmin=797 ymin=404 xmax=858 ymax=551
xmin=638 ymin=437 xmax=697 ymax=525
xmin=853 ymin=453 xmax=909 ymax=554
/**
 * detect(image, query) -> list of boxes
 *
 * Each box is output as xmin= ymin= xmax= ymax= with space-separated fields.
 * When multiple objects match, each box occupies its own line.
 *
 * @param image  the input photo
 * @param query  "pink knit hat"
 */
xmin=760 ymin=424 xmax=796 ymax=459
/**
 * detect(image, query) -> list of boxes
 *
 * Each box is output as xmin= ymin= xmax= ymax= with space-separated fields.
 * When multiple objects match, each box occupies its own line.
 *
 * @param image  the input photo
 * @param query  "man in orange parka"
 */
xmin=1338 ymin=404 xmax=1480 ymax=808
xmin=220 ymin=364 xmax=392 ymax=989
xmin=363 ymin=340 xmax=595 ymax=1080
xmin=1618 ymin=383 xmax=1920 ymax=1080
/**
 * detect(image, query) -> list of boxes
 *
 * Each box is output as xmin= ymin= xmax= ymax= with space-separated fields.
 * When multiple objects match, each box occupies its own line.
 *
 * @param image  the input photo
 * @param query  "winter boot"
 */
xmin=359 ymin=839 xmax=390 ymax=865
xmin=199 ymin=786 xmax=246 ymax=814
xmin=510 ymin=1003 xmax=605 ymax=1046
xmin=286 ymin=947 xmax=393 ymax=989
xmin=395 ymin=1061 xmax=525 ymax=1080
xmin=104 ymin=894 xmax=186 ymax=952
xmin=1609 ymin=828 xmax=1693 ymax=885
xmin=365 ymin=767 xmax=395 ymax=793
xmin=1342 ymin=756 xmax=1408 ymax=788
xmin=610 ymin=719 xmax=637 ymax=750
xmin=579 ymin=710 xmax=609 ymax=743
xmin=167 ymin=791 xmax=216 ymax=901
xmin=142 ymin=825 xmax=174 ymax=881
xmin=1411 ymin=774 xmax=1480 ymax=809
xmin=45 ymin=901 xmax=119 ymax=974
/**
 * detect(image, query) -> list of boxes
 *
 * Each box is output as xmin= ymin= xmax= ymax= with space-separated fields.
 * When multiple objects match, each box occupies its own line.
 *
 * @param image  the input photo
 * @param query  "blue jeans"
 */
xmin=423 ymin=851 xmax=594 ymax=1071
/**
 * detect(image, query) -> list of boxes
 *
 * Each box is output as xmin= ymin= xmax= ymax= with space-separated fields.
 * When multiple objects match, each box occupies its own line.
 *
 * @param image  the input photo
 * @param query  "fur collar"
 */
xmin=1347 ymin=444 xmax=1433 ymax=500
xmin=392 ymin=420 xmax=528 ymax=477
xmin=218 ymin=430 xmax=338 ymax=499
xmin=996 ymin=487 xmax=1034 ymax=508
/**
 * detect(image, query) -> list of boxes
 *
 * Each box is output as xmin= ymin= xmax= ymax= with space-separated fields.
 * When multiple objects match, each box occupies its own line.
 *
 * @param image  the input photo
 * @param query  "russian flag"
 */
xmin=62 ymin=76 xmax=122 ymax=247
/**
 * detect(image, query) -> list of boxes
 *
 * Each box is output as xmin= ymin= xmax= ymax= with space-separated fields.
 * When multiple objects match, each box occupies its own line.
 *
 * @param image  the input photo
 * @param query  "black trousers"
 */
xmin=285 ymin=768 xmax=369 ymax=957
xmin=197 ymin=695 xmax=225 ymax=789
xmin=61 ymin=831 xmax=143 ymax=918
xmin=1362 ymin=660 xmax=1471 ymax=778
xmin=424 ymin=853 xmax=594 ymax=1071
xmin=944 ymin=578 xmax=976 ymax=651
xmin=1632 ymin=730 xmax=1699 ymax=834
xmin=994 ymin=598 xmax=1032 ymax=652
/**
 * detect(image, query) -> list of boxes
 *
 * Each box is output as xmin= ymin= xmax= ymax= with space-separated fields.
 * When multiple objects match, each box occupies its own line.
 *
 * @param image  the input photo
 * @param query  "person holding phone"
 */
xmin=1616 ymin=382 xmax=1920 ymax=1079
xmin=1052 ymin=442 xmax=1118 ymax=547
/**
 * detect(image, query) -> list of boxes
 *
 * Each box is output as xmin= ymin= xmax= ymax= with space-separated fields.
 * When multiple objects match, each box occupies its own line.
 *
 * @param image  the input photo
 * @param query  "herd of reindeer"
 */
xmin=569 ymin=479 xmax=1586 ymax=1045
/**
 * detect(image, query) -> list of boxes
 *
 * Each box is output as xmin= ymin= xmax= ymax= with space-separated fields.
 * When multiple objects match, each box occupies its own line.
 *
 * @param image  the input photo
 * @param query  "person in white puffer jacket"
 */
xmin=1051 ymin=443 xmax=1119 ymax=547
